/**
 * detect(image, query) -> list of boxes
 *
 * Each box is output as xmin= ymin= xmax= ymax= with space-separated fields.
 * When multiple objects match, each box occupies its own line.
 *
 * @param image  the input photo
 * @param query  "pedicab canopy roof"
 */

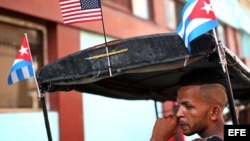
xmin=37 ymin=33 xmax=250 ymax=102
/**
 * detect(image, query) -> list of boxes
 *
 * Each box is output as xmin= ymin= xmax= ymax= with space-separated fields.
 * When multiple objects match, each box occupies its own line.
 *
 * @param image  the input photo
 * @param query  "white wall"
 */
xmin=0 ymin=111 xmax=59 ymax=141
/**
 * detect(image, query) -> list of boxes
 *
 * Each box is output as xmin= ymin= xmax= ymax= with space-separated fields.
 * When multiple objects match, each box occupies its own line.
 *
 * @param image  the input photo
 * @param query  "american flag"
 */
xmin=59 ymin=0 xmax=102 ymax=24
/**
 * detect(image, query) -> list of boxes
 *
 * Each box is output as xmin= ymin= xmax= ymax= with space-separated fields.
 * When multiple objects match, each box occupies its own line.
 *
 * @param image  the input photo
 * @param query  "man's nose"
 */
xmin=175 ymin=106 xmax=183 ymax=117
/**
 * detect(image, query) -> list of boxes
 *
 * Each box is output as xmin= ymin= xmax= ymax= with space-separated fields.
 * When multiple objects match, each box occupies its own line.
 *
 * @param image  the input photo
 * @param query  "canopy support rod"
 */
xmin=213 ymin=29 xmax=238 ymax=125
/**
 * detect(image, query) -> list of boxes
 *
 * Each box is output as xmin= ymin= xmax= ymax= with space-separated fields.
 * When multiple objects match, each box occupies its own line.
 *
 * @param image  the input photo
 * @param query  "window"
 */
xmin=131 ymin=0 xmax=150 ymax=19
xmin=0 ymin=17 xmax=44 ymax=111
xmin=165 ymin=0 xmax=177 ymax=29
xmin=103 ymin=0 xmax=132 ymax=13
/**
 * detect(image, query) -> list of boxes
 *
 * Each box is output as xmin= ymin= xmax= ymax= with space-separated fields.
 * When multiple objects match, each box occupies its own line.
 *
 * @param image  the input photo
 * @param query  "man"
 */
xmin=150 ymin=68 xmax=228 ymax=141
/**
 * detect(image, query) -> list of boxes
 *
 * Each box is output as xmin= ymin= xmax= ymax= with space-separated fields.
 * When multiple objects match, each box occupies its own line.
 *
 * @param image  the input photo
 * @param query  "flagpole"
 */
xmin=154 ymin=100 xmax=159 ymax=119
xmin=212 ymin=29 xmax=239 ymax=125
xmin=99 ymin=0 xmax=112 ymax=76
xmin=25 ymin=33 xmax=53 ymax=141
xmin=39 ymin=91 xmax=53 ymax=141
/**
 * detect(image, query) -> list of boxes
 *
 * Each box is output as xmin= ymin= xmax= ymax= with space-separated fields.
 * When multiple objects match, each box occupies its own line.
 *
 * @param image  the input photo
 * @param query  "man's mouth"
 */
xmin=179 ymin=122 xmax=189 ymax=130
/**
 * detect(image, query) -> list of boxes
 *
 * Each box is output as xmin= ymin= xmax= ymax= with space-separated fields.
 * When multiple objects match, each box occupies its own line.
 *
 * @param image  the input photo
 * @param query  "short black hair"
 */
xmin=179 ymin=68 xmax=225 ymax=87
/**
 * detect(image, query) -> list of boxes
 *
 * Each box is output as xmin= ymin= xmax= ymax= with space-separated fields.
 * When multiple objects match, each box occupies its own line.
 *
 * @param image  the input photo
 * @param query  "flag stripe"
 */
xmin=16 ymin=68 xmax=25 ymax=81
xmin=22 ymin=65 xmax=34 ymax=79
xmin=62 ymin=9 xmax=101 ymax=17
xmin=176 ymin=0 xmax=197 ymax=38
xmin=63 ymin=17 xmax=102 ymax=24
xmin=59 ymin=0 xmax=102 ymax=24
xmin=8 ymin=71 xmax=17 ymax=84
xmin=9 ymin=60 xmax=32 ymax=72
xmin=187 ymin=20 xmax=218 ymax=42
xmin=8 ymin=65 xmax=34 ymax=85
xmin=59 ymin=0 xmax=79 ymax=5
xmin=62 ymin=11 xmax=101 ymax=20
xmin=60 ymin=1 xmax=79 ymax=9
xmin=183 ymin=18 xmax=211 ymax=47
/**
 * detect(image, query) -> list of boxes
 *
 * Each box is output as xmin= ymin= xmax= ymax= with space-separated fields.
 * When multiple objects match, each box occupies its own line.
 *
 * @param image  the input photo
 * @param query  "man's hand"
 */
xmin=150 ymin=115 xmax=179 ymax=141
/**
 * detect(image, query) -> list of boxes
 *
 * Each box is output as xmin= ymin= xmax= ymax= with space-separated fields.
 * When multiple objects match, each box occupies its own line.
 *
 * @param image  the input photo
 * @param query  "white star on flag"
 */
xmin=201 ymin=2 xmax=214 ymax=15
xmin=19 ymin=45 xmax=29 ymax=56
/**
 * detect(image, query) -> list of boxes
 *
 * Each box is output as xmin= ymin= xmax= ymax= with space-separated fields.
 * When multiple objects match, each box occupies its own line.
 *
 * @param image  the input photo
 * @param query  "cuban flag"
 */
xmin=176 ymin=0 xmax=219 ymax=52
xmin=8 ymin=34 xmax=34 ymax=85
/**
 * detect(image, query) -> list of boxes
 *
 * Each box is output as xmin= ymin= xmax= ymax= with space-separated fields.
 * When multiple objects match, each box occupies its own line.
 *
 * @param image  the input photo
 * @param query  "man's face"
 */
xmin=176 ymin=85 xmax=211 ymax=136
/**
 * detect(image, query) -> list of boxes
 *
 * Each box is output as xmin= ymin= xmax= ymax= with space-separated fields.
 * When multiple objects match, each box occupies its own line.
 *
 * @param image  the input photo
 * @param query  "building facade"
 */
xmin=0 ymin=0 xmax=249 ymax=141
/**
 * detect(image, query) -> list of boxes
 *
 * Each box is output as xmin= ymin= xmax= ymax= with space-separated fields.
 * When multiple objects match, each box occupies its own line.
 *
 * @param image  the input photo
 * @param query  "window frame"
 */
xmin=0 ymin=15 xmax=47 ymax=112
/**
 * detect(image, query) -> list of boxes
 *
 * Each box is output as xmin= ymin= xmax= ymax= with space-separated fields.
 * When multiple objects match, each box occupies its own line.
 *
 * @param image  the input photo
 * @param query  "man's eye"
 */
xmin=185 ymin=105 xmax=192 ymax=109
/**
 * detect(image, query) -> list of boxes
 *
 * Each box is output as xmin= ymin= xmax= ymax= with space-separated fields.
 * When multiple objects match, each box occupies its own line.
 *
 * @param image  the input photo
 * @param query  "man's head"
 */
xmin=176 ymin=68 xmax=228 ymax=137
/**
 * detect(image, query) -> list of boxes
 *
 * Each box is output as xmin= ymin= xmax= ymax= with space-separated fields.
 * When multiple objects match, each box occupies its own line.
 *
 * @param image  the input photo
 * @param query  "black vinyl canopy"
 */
xmin=37 ymin=33 xmax=250 ymax=102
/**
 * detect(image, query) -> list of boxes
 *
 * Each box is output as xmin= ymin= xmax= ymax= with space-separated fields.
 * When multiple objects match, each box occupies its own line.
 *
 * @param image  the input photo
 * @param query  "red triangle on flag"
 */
xmin=15 ymin=35 xmax=32 ymax=62
xmin=189 ymin=0 xmax=217 ymax=20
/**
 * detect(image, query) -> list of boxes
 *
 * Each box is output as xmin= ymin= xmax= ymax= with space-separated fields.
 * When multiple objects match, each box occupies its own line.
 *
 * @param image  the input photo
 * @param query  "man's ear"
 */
xmin=210 ymin=106 xmax=221 ymax=120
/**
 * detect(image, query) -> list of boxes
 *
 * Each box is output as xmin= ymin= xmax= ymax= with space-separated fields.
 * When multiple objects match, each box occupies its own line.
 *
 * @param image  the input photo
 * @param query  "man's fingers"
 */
xmin=164 ymin=114 xmax=174 ymax=118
